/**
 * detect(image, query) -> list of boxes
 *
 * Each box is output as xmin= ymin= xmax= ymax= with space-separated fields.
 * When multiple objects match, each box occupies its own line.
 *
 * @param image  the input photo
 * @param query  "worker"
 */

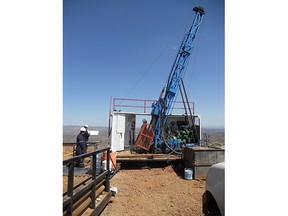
xmin=83 ymin=124 xmax=90 ymax=143
xmin=131 ymin=121 xmax=135 ymax=145
xmin=140 ymin=119 xmax=147 ymax=131
xmin=75 ymin=127 xmax=88 ymax=168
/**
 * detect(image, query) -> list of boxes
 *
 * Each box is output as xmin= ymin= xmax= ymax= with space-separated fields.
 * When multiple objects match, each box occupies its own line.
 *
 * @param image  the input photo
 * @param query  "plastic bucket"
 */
xmin=102 ymin=160 xmax=107 ymax=171
xmin=102 ymin=160 xmax=112 ymax=171
xmin=184 ymin=168 xmax=193 ymax=180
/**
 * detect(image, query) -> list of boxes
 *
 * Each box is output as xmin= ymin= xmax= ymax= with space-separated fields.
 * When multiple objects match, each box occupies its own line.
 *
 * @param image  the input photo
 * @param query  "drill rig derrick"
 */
xmin=135 ymin=6 xmax=205 ymax=154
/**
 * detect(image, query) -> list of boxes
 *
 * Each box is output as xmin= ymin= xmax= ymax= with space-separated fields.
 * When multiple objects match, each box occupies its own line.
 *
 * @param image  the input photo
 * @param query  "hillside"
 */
xmin=63 ymin=126 xmax=109 ymax=144
xmin=63 ymin=126 xmax=224 ymax=146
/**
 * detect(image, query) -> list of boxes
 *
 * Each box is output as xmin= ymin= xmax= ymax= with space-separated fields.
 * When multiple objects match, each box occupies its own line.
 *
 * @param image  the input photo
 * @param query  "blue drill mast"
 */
xmin=135 ymin=6 xmax=205 ymax=153
xmin=151 ymin=6 xmax=205 ymax=152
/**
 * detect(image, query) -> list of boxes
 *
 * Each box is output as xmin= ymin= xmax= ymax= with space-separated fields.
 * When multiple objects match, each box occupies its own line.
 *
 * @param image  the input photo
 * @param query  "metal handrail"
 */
xmin=63 ymin=148 xmax=109 ymax=165
xmin=63 ymin=147 xmax=111 ymax=216
xmin=112 ymin=97 xmax=194 ymax=114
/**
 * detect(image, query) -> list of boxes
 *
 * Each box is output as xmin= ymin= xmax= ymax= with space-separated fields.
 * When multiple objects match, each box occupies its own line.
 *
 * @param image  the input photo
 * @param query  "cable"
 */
xmin=122 ymin=14 xmax=193 ymax=101
xmin=187 ymin=24 xmax=203 ymax=95
xmin=162 ymin=135 xmax=183 ymax=155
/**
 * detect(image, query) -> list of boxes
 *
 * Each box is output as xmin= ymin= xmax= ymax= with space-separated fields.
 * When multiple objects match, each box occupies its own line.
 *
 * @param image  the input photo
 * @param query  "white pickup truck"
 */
xmin=202 ymin=162 xmax=225 ymax=216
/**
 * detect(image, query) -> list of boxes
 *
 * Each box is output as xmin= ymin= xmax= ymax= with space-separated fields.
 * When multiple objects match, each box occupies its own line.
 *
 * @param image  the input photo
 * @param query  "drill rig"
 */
xmin=134 ymin=6 xmax=205 ymax=154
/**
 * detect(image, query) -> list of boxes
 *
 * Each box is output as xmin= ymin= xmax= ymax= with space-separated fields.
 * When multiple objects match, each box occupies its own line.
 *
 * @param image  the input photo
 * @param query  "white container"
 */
xmin=102 ymin=160 xmax=112 ymax=171
xmin=184 ymin=168 xmax=193 ymax=180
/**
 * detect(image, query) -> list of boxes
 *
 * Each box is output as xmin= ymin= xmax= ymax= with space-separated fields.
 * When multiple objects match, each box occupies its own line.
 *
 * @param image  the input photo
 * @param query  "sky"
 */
xmin=63 ymin=0 xmax=225 ymax=128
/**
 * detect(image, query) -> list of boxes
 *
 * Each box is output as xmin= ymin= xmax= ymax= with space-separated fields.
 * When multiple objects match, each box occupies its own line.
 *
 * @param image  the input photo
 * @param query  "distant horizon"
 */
xmin=63 ymin=125 xmax=225 ymax=129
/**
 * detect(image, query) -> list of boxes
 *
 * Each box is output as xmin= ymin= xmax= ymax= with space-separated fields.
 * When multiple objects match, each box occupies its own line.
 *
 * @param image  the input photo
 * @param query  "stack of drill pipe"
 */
xmin=72 ymin=185 xmax=105 ymax=216
xmin=63 ymin=181 xmax=106 ymax=216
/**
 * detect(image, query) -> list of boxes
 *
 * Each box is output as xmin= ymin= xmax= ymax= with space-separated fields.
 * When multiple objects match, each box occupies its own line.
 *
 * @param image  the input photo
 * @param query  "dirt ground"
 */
xmin=101 ymin=166 xmax=205 ymax=216
xmin=63 ymin=146 xmax=206 ymax=216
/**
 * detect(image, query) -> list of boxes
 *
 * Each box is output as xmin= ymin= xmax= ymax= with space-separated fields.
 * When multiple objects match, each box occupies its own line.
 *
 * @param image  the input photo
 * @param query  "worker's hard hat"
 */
xmin=80 ymin=127 xmax=86 ymax=132
xmin=142 ymin=119 xmax=147 ymax=123
xmin=84 ymin=124 xmax=88 ymax=128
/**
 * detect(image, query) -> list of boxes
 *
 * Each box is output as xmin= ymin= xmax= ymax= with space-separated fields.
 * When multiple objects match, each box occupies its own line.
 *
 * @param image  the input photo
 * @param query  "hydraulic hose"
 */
xmin=161 ymin=134 xmax=183 ymax=155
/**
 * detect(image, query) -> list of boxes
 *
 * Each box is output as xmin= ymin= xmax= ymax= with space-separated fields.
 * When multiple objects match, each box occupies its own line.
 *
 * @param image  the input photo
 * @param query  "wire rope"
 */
xmin=122 ymin=14 xmax=194 ymax=101
xmin=187 ymin=25 xmax=203 ymax=95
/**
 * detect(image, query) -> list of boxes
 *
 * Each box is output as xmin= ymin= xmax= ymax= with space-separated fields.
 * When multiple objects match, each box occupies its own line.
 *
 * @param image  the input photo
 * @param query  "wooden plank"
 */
xmin=117 ymin=153 xmax=174 ymax=158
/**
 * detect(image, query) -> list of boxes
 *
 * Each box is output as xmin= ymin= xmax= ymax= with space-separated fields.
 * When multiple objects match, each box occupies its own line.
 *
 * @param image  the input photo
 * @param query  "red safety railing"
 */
xmin=110 ymin=97 xmax=194 ymax=114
